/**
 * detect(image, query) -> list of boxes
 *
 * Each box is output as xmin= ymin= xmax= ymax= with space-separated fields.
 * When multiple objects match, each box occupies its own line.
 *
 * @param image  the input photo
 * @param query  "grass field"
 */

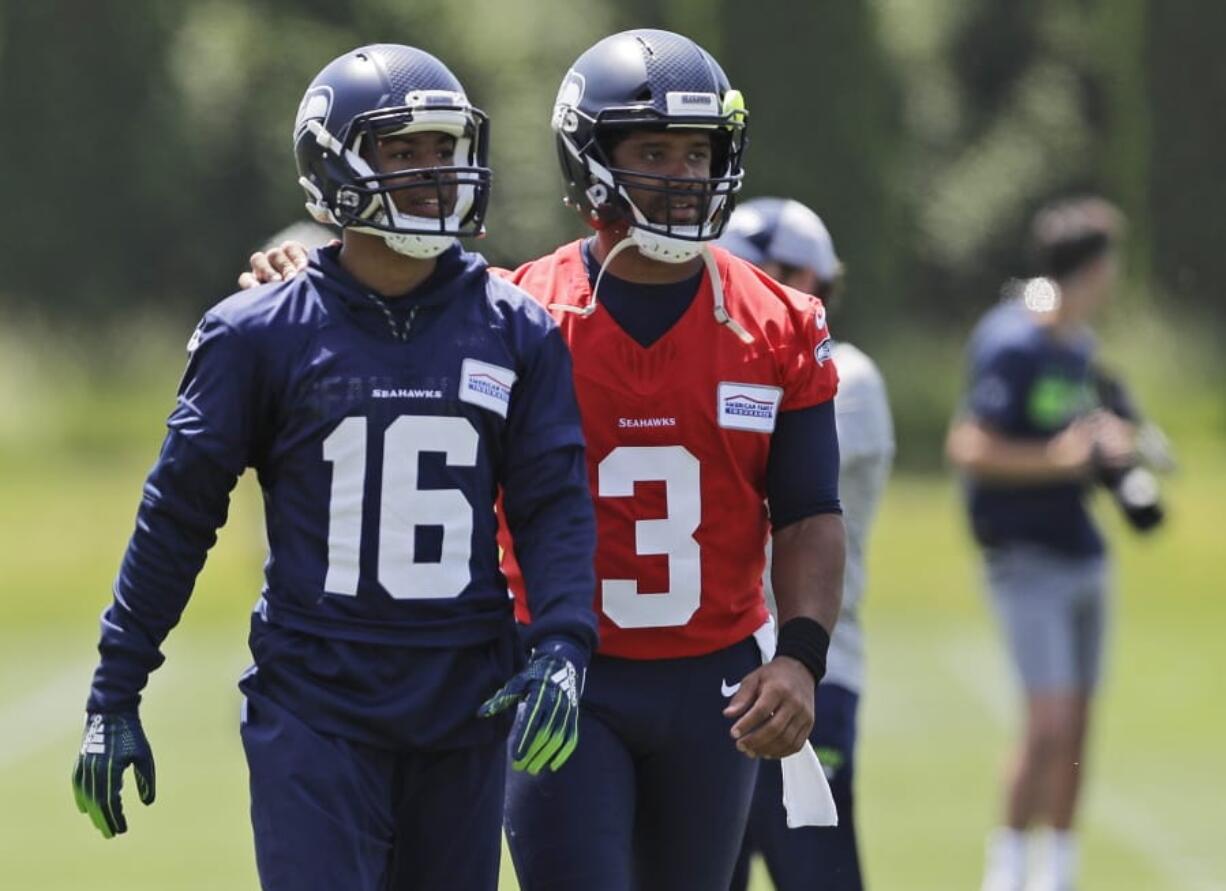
xmin=1 ymin=334 xmax=1223 ymax=890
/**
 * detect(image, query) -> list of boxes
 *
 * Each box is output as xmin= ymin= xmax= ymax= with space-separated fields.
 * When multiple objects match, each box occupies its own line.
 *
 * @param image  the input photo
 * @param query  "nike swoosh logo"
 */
xmin=721 ymin=679 xmax=741 ymax=698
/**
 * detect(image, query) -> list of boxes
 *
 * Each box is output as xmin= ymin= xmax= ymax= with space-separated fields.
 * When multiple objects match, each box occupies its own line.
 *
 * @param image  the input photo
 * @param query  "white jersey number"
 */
xmin=322 ymin=415 xmax=478 ymax=599
xmin=597 ymin=445 xmax=702 ymax=628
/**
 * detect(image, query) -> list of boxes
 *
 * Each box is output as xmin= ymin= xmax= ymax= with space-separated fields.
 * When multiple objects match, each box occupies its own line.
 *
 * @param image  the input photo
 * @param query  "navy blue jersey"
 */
xmin=89 ymin=244 xmax=597 ymax=714
xmin=962 ymin=299 xmax=1102 ymax=556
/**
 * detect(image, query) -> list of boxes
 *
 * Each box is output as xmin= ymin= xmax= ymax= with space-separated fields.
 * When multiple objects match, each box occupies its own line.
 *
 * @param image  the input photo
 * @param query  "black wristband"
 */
xmin=775 ymin=617 xmax=830 ymax=684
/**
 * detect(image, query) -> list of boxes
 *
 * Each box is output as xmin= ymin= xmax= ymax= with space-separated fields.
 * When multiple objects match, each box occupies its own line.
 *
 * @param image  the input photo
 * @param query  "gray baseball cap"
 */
xmin=718 ymin=197 xmax=841 ymax=282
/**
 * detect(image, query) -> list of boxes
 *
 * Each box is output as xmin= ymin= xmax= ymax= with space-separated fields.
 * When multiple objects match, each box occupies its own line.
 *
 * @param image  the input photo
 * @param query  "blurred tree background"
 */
xmin=0 ymin=0 xmax=1221 ymax=461
xmin=5 ymin=8 xmax=1225 ymax=889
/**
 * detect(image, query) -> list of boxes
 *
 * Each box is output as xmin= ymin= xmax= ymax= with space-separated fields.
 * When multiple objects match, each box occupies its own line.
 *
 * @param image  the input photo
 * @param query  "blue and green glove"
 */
xmin=72 ymin=712 xmax=156 ymax=838
xmin=478 ymin=639 xmax=585 ymax=775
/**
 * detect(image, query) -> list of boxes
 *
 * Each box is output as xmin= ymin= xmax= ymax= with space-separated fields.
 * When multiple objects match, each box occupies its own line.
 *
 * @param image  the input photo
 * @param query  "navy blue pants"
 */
xmin=241 ymin=684 xmax=506 ymax=891
xmin=730 ymin=683 xmax=862 ymax=891
xmin=505 ymin=637 xmax=762 ymax=891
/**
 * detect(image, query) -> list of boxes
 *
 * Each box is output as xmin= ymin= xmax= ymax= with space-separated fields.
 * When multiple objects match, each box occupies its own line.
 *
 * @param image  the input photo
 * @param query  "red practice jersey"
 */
xmin=499 ymin=241 xmax=838 ymax=659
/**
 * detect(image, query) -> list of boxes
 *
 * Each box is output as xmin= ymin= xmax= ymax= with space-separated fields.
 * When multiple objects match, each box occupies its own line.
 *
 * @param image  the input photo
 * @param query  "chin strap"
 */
xmin=549 ymin=238 xmax=755 ymax=345
xmin=702 ymin=246 xmax=754 ymax=344
xmin=548 ymin=235 xmax=638 ymax=317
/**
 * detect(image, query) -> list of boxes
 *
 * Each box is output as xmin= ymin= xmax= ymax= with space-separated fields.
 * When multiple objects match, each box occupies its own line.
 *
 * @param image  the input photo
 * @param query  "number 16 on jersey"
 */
xmin=323 ymin=415 xmax=479 ymax=600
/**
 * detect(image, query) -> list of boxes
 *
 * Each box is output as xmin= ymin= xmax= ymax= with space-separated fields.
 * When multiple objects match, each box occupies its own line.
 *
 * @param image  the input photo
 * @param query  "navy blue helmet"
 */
xmin=294 ymin=44 xmax=491 ymax=258
xmin=551 ymin=30 xmax=748 ymax=263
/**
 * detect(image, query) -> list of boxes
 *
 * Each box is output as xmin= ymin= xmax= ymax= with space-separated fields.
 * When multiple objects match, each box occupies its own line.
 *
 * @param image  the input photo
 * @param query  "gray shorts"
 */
xmin=984 ymin=544 xmax=1111 ymax=693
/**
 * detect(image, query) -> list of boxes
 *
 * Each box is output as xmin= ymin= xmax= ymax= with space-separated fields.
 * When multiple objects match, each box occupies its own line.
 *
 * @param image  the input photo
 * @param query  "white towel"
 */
xmin=751 ymin=619 xmax=839 ymax=828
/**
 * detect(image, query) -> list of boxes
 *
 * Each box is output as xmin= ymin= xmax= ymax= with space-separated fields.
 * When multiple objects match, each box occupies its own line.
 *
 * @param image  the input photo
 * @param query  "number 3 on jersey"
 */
xmin=323 ymin=415 xmax=477 ymax=600
xmin=598 ymin=445 xmax=701 ymax=628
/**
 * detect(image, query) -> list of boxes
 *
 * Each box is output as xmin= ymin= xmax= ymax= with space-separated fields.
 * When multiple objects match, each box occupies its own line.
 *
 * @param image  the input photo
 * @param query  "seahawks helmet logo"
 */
xmin=294 ymin=86 xmax=333 ymax=140
xmin=551 ymin=71 xmax=585 ymax=132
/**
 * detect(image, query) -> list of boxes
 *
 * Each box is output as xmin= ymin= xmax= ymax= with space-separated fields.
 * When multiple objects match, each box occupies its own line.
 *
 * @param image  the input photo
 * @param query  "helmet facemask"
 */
xmin=551 ymin=101 xmax=756 ymax=344
xmin=300 ymin=91 xmax=491 ymax=259
xmin=555 ymin=89 xmax=748 ymax=264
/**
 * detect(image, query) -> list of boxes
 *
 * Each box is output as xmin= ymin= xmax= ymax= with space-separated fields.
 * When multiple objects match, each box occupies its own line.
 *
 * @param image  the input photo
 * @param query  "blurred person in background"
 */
xmin=946 ymin=197 xmax=1139 ymax=891
xmin=721 ymin=198 xmax=895 ymax=891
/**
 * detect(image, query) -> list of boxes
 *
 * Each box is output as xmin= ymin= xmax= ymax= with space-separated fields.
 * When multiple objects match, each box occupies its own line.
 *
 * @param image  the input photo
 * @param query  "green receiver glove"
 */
xmin=72 ymin=712 xmax=156 ymax=838
xmin=478 ymin=638 xmax=586 ymax=775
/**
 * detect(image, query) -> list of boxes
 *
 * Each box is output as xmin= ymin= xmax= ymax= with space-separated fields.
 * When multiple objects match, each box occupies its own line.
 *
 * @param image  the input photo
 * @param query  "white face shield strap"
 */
xmin=550 ymin=239 xmax=753 ymax=344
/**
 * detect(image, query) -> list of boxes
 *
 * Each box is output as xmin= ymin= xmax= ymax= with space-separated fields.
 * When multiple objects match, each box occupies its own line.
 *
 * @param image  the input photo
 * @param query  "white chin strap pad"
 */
xmin=381 ymin=232 xmax=455 ymax=259
xmin=629 ymin=226 xmax=704 ymax=263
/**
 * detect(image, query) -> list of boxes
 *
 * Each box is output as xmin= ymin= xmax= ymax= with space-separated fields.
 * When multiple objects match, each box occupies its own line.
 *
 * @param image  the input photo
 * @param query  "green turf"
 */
xmin=855 ymin=460 xmax=1226 ymax=891
xmin=2 ymin=344 xmax=1223 ymax=889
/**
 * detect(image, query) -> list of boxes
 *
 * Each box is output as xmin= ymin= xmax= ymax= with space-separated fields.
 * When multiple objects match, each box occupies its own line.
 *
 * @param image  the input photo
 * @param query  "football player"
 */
xmin=721 ymin=198 xmax=895 ymax=891
xmin=71 ymin=44 xmax=597 ymax=891
xmin=243 ymin=30 xmax=845 ymax=891
xmin=502 ymin=32 xmax=846 ymax=889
